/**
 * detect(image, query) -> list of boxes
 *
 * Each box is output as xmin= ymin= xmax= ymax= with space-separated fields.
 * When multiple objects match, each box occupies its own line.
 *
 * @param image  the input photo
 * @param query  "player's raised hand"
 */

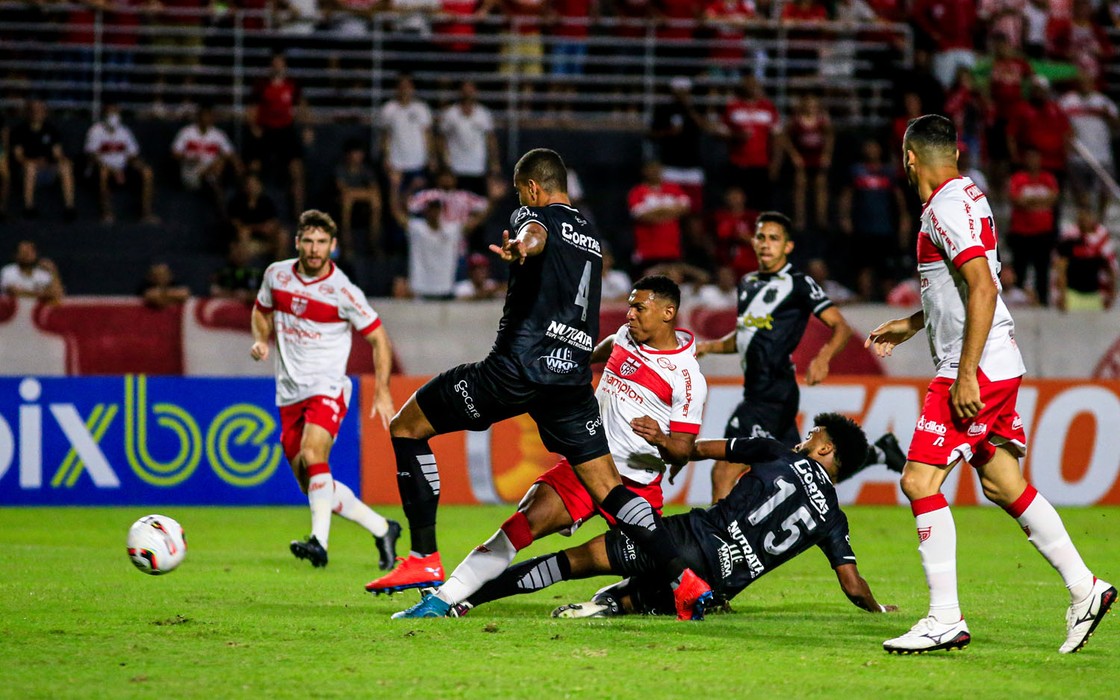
xmin=880 ymin=604 xmax=900 ymax=613
xmin=250 ymin=341 xmax=269 ymax=361
xmin=864 ymin=317 xmax=919 ymax=357
xmin=489 ymin=230 xmax=527 ymax=265
xmin=805 ymin=354 xmax=830 ymax=385
xmin=369 ymin=389 xmax=395 ymax=430
xmin=630 ymin=415 xmax=666 ymax=447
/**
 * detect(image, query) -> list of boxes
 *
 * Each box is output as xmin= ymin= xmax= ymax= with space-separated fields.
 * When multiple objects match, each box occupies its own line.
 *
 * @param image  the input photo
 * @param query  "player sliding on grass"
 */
xmin=390 ymin=275 xmax=708 ymax=620
xmin=366 ymin=149 xmax=714 ymax=619
xmin=437 ymin=414 xmax=896 ymax=620
xmin=868 ymin=114 xmax=1115 ymax=655
xmin=251 ymin=210 xmax=401 ymax=570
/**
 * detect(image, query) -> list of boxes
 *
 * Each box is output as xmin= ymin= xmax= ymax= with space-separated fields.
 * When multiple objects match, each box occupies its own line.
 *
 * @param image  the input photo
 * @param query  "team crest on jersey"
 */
xmin=763 ymin=288 xmax=777 ymax=304
xmin=277 ymin=271 xmax=292 ymax=286
xmin=656 ymin=357 xmax=677 ymax=371
xmin=291 ymin=296 xmax=308 ymax=316
xmin=619 ymin=357 xmax=641 ymax=376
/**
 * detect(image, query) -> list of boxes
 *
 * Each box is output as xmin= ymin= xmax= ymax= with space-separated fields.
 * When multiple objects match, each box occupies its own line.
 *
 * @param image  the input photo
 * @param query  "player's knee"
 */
xmin=899 ymin=468 xmax=938 ymax=501
xmin=298 ymin=445 xmax=327 ymax=469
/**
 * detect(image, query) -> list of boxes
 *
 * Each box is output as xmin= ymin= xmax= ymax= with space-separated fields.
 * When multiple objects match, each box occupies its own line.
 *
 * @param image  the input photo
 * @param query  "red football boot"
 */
xmin=673 ymin=568 xmax=714 ymax=621
xmin=364 ymin=552 xmax=444 ymax=595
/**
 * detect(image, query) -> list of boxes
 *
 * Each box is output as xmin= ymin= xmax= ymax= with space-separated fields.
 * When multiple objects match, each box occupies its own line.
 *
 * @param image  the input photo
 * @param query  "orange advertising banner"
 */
xmin=360 ymin=376 xmax=1120 ymax=507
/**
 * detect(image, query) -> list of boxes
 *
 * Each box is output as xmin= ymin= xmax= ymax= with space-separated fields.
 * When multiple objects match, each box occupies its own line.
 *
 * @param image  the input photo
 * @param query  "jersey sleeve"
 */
xmin=339 ymin=280 xmax=382 ymax=335
xmin=510 ymin=205 xmax=548 ymax=237
xmin=124 ymin=129 xmax=140 ymax=159
xmin=217 ymin=130 xmax=234 ymax=156
xmin=669 ymin=365 xmax=706 ymax=435
xmin=816 ymin=511 xmax=857 ymax=569
xmin=171 ymin=127 xmax=188 ymax=156
xmin=928 ymin=194 xmax=987 ymax=269
xmin=798 ymin=274 xmax=834 ymax=316
xmin=254 ymin=266 xmax=274 ymax=312
xmin=725 ymin=437 xmax=788 ymax=465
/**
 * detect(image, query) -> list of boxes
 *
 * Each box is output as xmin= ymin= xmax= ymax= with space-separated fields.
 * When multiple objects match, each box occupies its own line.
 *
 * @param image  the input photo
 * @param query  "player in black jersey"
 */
xmin=367 ymin=148 xmax=714 ymax=620
xmin=443 ymin=412 xmax=897 ymax=619
xmin=696 ymin=211 xmax=904 ymax=500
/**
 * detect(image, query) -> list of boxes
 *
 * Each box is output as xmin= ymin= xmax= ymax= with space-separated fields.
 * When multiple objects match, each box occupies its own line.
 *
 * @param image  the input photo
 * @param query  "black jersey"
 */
xmin=492 ymin=203 xmax=603 ymax=386
xmin=687 ymin=438 xmax=855 ymax=600
xmin=735 ymin=263 xmax=833 ymax=399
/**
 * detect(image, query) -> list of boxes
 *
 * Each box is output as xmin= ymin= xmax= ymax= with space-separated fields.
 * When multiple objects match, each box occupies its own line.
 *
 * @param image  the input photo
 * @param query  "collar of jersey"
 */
xmin=756 ymin=262 xmax=792 ymax=280
xmin=922 ymin=176 xmax=964 ymax=213
xmin=290 ymin=261 xmax=335 ymax=286
xmin=632 ymin=328 xmax=695 ymax=355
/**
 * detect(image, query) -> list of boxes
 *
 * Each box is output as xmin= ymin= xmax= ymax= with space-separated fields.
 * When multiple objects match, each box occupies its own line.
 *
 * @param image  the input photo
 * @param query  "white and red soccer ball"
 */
xmin=127 ymin=514 xmax=187 ymax=575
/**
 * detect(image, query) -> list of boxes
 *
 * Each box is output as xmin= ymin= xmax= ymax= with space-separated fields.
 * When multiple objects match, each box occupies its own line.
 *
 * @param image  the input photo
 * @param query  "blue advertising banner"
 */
xmin=0 ymin=376 xmax=360 ymax=505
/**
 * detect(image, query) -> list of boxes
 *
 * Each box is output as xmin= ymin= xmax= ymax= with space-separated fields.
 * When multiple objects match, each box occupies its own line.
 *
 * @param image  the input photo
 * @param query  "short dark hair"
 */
xmin=903 ymin=114 xmax=957 ymax=161
xmin=756 ymin=211 xmax=793 ymax=240
xmin=297 ymin=210 xmax=338 ymax=239
xmin=514 ymin=148 xmax=567 ymax=193
xmin=632 ymin=275 xmax=681 ymax=308
xmin=814 ymin=412 xmax=870 ymax=483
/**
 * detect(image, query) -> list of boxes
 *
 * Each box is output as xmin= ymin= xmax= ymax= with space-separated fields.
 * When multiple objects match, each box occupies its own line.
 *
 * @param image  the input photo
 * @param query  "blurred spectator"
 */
xmin=84 ymin=102 xmax=158 ymax=225
xmin=653 ymin=0 xmax=701 ymax=75
xmin=1055 ymin=207 xmax=1118 ymax=311
xmin=379 ymin=73 xmax=435 ymax=190
xmin=999 ymin=265 xmax=1039 ymax=307
xmin=334 ymin=140 xmax=382 ymax=260
xmin=779 ymin=92 xmax=833 ymax=232
xmin=1023 ymin=0 xmax=1050 ymax=59
xmin=10 ymin=99 xmax=76 ymax=221
xmin=229 ymin=173 xmax=289 ymax=260
xmin=702 ymin=0 xmax=759 ymax=80
xmin=912 ymin=0 xmax=979 ymax=87
xmin=779 ymin=0 xmax=829 ymax=78
xmin=806 ymin=258 xmax=857 ymax=305
xmin=171 ymin=104 xmax=238 ymax=217
xmin=454 ymin=252 xmax=506 ymax=300
xmin=244 ymin=51 xmax=311 ymax=217
xmin=886 ymin=274 xmax=921 ymax=307
xmin=434 ymin=0 xmax=486 ymax=55
xmin=889 ymin=48 xmax=946 ymax=116
xmin=105 ymin=0 xmax=144 ymax=88
xmin=649 ymin=77 xmax=710 ymax=214
xmin=1060 ymin=70 xmax=1120 ymax=219
xmin=210 ymin=241 xmax=263 ymax=304
xmin=275 ymin=0 xmax=323 ymax=35
xmin=958 ymin=142 xmax=990 ymax=192
xmin=694 ymin=265 xmax=739 ymax=310
xmin=439 ymin=80 xmax=501 ymax=196
xmin=1009 ymin=76 xmax=1070 ymax=186
xmin=140 ymin=262 xmax=191 ymax=309
xmin=328 ymin=0 xmax=379 ymax=37
xmin=980 ymin=0 xmax=1027 ymax=50
xmin=986 ymin=31 xmax=1033 ymax=188
xmin=0 ymin=110 xmax=8 ymax=221
xmin=409 ymin=168 xmax=504 ymax=253
xmin=499 ymin=0 xmax=547 ymax=76
xmin=150 ymin=0 xmax=205 ymax=70
xmin=891 ymin=92 xmax=924 ymax=161
xmin=839 ymin=137 xmax=910 ymax=301
xmin=943 ymin=66 xmax=989 ymax=161
xmin=1047 ymin=0 xmax=1112 ymax=84
xmin=0 ymin=240 xmax=63 ymax=303
xmin=550 ymin=0 xmax=597 ymax=77
xmin=719 ymin=75 xmax=781 ymax=211
xmin=628 ymin=160 xmax=691 ymax=273
xmin=601 ymin=245 xmax=633 ymax=302
xmin=1007 ymin=148 xmax=1060 ymax=305
xmin=606 ymin=0 xmax=655 ymax=73
xmin=711 ymin=185 xmax=758 ymax=277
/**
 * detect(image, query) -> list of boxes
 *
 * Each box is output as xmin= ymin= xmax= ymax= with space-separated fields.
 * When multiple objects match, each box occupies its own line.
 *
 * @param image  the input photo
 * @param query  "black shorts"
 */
xmin=416 ymin=353 xmax=610 ymax=465
xmin=724 ymin=392 xmax=801 ymax=447
xmin=604 ymin=514 xmax=710 ymax=580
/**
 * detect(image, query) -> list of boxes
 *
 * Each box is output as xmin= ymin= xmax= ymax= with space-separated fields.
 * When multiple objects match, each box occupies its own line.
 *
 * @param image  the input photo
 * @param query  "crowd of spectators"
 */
xmin=2 ymin=0 xmax=1120 ymax=313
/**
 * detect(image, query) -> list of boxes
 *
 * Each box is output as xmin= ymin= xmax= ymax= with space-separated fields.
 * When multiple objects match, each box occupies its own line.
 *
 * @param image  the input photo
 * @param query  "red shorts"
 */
xmin=907 ymin=374 xmax=1027 ymax=467
xmin=278 ymin=393 xmax=348 ymax=462
xmin=535 ymin=459 xmax=664 ymax=532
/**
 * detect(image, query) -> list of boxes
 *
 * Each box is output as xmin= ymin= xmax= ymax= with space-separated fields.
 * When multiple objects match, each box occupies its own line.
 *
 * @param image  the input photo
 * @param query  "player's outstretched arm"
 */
xmin=806 ymin=306 xmax=852 ymax=385
xmin=690 ymin=439 xmax=730 ymax=461
xmin=590 ymin=336 xmax=615 ymax=364
xmin=364 ymin=324 xmax=395 ymax=430
xmin=864 ymin=310 xmax=924 ymax=358
xmin=695 ymin=331 xmax=736 ymax=357
xmin=250 ymin=305 xmax=273 ymax=361
xmin=489 ymin=222 xmax=547 ymax=265
xmin=835 ymin=563 xmax=897 ymax=614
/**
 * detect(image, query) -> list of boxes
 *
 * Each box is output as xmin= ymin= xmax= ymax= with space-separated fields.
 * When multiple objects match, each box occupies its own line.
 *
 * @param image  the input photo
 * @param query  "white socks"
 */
xmin=307 ymin=466 xmax=334 ymax=548
xmin=912 ymin=494 xmax=961 ymax=624
xmin=1006 ymin=485 xmax=1094 ymax=602
xmin=436 ymin=529 xmax=518 ymax=605
xmin=332 ymin=479 xmax=389 ymax=538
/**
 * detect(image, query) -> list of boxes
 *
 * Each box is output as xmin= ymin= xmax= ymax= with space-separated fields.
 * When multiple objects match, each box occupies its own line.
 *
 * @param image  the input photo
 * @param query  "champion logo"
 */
xmin=619 ymin=358 xmax=641 ymax=377
xmin=291 ymin=296 xmax=308 ymax=316
xmin=917 ymin=526 xmax=932 ymax=542
xmin=967 ymin=422 xmax=988 ymax=437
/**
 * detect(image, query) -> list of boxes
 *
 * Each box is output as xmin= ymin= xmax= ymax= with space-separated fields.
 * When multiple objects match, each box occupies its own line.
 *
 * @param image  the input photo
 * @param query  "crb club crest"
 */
xmin=619 ymin=357 xmax=641 ymax=376
xmin=291 ymin=296 xmax=308 ymax=316
xmin=763 ymin=287 xmax=777 ymax=304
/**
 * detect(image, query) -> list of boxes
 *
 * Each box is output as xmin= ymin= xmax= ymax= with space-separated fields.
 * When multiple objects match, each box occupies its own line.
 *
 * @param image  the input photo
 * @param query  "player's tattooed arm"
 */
xmin=489 ymin=222 xmax=547 ymax=265
xmin=590 ymin=336 xmax=615 ymax=364
xmin=835 ymin=563 xmax=897 ymax=614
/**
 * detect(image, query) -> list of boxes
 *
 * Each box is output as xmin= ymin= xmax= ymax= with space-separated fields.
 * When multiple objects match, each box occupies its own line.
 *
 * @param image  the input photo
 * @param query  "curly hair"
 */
xmin=814 ymin=412 xmax=870 ymax=483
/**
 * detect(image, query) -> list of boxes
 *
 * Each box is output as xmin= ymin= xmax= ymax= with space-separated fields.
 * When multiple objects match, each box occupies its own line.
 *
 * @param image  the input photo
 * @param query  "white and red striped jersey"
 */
xmin=917 ymin=177 xmax=1025 ymax=382
xmin=171 ymin=123 xmax=234 ymax=180
xmin=597 ymin=325 xmax=707 ymax=484
xmin=255 ymin=259 xmax=381 ymax=406
xmin=84 ymin=122 xmax=139 ymax=172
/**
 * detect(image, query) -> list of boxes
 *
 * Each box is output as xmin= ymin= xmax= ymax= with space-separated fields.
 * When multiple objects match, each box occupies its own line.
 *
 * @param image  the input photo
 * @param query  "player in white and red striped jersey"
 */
xmin=868 ymin=115 xmax=1114 ymax=655
xmin=397 ymin=275 xmax=708 ymax=616
xmin=251 ymin=210 xmax=401 ymax=570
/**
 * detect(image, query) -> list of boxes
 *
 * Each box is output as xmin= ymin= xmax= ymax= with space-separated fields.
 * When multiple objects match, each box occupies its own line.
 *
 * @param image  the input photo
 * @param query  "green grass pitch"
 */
xmin=1 ymin=505 xmax=1117 ymax=699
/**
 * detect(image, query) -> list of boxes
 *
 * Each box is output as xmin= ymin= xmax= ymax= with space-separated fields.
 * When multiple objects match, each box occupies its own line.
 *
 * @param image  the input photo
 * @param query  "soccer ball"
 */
xmin=127 ymin=514 xmax=187 ymax=575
